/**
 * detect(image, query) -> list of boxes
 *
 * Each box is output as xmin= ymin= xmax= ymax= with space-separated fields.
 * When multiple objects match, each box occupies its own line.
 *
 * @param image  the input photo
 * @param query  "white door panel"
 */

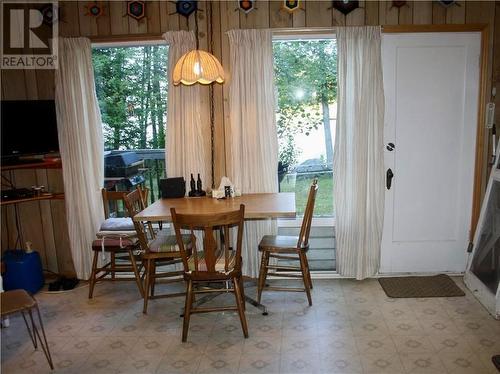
xmin=380 ymin=33 xmax=480 ymax=273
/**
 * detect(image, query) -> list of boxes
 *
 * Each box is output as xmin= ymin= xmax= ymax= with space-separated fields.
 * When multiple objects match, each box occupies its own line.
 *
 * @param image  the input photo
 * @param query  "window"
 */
xmin=92 ymin=42 xmax=168 ymax=202
xmin=273 ymin=36 xmax=336 ymax=217
xmin=273 ymin=35 xmax=337 ymax=271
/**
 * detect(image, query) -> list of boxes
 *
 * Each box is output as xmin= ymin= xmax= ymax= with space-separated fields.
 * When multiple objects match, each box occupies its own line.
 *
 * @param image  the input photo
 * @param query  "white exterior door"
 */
xmin=380 ymin=32 xmax=481 ymax=273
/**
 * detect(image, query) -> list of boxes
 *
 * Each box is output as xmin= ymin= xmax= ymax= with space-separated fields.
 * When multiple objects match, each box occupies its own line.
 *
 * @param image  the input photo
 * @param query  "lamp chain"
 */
xmin=194 ymin=5 xmax=199 ymax=50
xmin=210 ymin=87 xmax=215 ymax=189
xmin=208 ymin=0 xmax=215 ymax=189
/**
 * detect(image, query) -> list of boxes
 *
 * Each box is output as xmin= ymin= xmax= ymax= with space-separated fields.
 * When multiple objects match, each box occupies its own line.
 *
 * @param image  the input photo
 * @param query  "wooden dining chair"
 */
xmin=257 ymin=178 xmax=318 ymax=306
xmin=88 ymin=188 xmax=146 ymax=299
xmin=171 ymin=204 xmax=248 ymax=342
xmin=124 ymin=188 xmax=191 ymax=314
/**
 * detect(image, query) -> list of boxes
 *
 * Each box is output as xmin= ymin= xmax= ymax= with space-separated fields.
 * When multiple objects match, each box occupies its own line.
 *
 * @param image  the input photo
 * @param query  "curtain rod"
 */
xmin=382 ymin=24 xmax=486 ymax=33
xmin=271 ymin=27 xmax=336 ymax=35
xmin=85 ymin=24 xmax=487 ymax=44
xmin=88 ymin=34 xmax=165 ymax=44
xmin=259 ymin=24 xmax=488 ymax=35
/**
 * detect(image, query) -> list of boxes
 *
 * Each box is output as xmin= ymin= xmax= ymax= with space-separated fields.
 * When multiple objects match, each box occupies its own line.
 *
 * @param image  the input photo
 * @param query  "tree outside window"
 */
xmin=92 ymin=44 xmax=169 ymax=202
xmin=92 ymin=45 xmax=168 ymax=151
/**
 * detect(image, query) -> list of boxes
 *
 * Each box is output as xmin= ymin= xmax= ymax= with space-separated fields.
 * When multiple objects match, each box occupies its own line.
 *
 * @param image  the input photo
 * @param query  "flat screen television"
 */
xmin=1 ymin=100 xmax=59 ymax=161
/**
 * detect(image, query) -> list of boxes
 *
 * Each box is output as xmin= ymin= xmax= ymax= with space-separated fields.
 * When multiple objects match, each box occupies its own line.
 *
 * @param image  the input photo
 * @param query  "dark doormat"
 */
xmin=378 ymin=274 xmax=465 ymax=298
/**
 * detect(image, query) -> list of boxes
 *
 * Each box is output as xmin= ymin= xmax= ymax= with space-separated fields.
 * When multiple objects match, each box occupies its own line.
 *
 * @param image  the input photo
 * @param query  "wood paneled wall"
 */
xmin=1 ymin=169 xmax=73 ymax=275
xmin=1 ymin=1 xmax=499 ymax=277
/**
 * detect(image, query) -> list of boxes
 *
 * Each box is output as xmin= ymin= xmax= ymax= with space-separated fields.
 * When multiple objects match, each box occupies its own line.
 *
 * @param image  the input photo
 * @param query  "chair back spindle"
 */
xmin=297 ymin=178 xmax=319 ymax=249
xmin=101 ymin=189 xmax=127 ymax=218
xmin=123 ymin=187 xmax=154 ymax=253
xmin=171 ymin=205 xmax=245 ymax=277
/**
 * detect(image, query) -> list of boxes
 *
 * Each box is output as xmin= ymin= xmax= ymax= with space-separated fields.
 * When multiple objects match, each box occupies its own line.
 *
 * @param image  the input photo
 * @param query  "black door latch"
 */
xmin=386 ymin=168 xmax=394 ymax=190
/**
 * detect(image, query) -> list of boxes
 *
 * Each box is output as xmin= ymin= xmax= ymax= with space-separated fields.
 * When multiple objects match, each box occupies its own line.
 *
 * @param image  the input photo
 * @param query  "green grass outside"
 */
xmin=138 ymin=170 xmax=334 ymax=217
xmin=280 ymin=172 xmax=334 ymax=216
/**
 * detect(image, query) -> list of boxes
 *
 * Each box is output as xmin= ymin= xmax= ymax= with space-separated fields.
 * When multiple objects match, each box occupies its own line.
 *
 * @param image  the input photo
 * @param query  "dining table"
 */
xmin=133 ymin=192 xmax=296 ymax=314
xmin=133 ymin=192 xmax=296 ymax=222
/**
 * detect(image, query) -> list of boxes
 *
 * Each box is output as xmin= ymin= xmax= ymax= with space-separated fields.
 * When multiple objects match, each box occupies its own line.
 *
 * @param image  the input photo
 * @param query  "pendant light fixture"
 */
xmin=172 ymin=1 xmax=222 ymax=188
xmin=172 ymin=5 xmax=224 ymax=86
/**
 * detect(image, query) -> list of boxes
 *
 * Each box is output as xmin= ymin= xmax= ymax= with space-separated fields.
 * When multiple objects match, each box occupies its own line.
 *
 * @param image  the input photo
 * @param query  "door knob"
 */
xmin=386 ymin=168 xmax=394 ymax=190
xmin=386 ymin=142 xmax=395 ymax=151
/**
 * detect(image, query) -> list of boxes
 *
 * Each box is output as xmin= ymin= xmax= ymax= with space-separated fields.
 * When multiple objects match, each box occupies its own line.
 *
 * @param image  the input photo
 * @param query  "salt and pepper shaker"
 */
xmin=31 ymin=185 xmax=45 ymax=197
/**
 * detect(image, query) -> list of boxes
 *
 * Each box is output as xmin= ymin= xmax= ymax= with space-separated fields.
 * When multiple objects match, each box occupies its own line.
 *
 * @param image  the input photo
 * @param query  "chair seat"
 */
xmin=258 ymin=235 xmax=307 ymax=252
xmin=149 ymin=232 xmax=191 ymax=253
xmin=1 ymin=289 xmax=37 ymax=317
xmin=1 ymin=289 xmax=54 ymax=369
xmin=187 ymin=249 xmax=236 ymax=273
xmin=96 ymin=230 xmax=137 ymax=238
xmin=92 ymin=237 xmax=138 ymax=250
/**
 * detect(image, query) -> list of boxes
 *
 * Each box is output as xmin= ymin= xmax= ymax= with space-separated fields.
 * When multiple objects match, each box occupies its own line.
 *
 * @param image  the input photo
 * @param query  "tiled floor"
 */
xmin=1 ymin=277 xmax=499 ymax=373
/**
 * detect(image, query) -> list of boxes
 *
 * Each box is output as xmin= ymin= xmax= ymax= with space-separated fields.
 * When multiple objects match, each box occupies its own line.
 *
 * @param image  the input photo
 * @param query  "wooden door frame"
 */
xmin=382 ymin=24 xmax=489 ymax=242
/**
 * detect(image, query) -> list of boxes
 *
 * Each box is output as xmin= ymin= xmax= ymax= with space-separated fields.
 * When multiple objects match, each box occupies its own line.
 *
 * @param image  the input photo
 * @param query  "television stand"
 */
xmin=1 ymin=158 xmax=44 ymax=166
xmin=1 ymin=158 xmax=61 ymax=171
xmin=0 ymin=160 xmax=64 ymax=205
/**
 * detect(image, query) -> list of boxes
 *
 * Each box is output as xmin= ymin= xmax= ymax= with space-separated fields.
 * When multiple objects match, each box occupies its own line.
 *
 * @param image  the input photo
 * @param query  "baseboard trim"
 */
xmin=307 ymin=271 xmax=465 ymax=280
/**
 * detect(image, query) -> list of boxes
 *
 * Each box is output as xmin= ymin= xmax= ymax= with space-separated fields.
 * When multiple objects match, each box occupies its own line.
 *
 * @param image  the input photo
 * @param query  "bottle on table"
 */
xmin=196 ymin=174 xmax=202 ymax=192
xmin=190 ymin=174 xmax=196 ymax=194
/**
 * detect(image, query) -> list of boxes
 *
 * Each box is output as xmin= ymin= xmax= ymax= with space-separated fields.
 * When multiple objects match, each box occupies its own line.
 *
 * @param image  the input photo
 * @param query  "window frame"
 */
xmin=272 ymin=30 xmax=337 ymax=227
xmin=91 ymin=39 xmax=168 ymax=49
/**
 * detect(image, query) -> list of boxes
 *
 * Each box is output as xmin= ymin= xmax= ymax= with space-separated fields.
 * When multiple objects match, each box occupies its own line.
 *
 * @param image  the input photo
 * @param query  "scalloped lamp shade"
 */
xmin=172 ymin=50 xmax=225 ymax=86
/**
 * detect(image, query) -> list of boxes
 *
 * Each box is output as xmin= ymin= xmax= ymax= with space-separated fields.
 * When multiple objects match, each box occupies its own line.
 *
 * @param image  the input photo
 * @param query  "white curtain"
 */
xmin=55 ymin=38 xmax=104 ymax=280
xmin=334 ymin=26 xmax=385 ymax=280
xmin=227 ymin=29 xmax=279 ymax=277
xmin=163 ymin=31 xmax=210 ymax=186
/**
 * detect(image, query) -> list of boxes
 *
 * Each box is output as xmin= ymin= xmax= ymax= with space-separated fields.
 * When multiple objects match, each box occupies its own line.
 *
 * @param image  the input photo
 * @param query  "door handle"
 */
xmin=386 ymin=168 xmax=394 ymax=190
